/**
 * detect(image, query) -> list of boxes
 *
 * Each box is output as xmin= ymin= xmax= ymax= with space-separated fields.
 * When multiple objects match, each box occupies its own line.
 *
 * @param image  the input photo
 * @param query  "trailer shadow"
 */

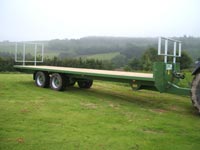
xmin=19 ymin=80 xmax=198 ymax=117
xmin=65 ymin=85 xmax=195 ymax=116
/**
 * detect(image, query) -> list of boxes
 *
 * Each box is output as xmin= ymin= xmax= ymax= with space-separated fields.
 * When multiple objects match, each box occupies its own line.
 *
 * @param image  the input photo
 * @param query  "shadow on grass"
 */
xmin=66 ymin=86 xmax=195 ymax=115
xmin=19 ymin=80 xmax=199 ymax=117
xmin=73 ymin=85 xmax=200 ymax=117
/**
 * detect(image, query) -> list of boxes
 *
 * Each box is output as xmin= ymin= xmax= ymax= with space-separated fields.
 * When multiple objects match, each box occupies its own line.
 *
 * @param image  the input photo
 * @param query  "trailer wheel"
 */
xmin=35 ymin=71 xmax=50 ymax=88
xmin=66 ymin=78 xmax=76 ymax=87
xmin=67 ymin=81 xmax=76 ymax=87
xmin=191 ymin=72 xmax=200 ymax=112
xmin=50 ymin=73 xmax=66 ymax=91
xmin=78 ymin=80 xmax=93 ymax=88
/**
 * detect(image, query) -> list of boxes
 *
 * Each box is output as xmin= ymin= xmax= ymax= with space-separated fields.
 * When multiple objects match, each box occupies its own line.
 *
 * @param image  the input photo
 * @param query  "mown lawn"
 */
xmin=0 ymin=73 xmax=200 ymax=150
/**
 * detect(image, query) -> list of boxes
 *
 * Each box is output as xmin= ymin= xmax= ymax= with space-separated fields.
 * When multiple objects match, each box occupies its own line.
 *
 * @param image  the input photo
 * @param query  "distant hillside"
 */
xmin=0 ymin=36 xmax=200 ymax=61
xmin=46 ymin=36 xmax=200 ymax=61
xmin=46 ymin=37 xmax=157 ymax=59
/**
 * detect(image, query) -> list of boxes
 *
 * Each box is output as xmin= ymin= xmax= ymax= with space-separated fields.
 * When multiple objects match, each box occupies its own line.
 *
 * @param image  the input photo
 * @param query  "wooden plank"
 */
xmin=15 ymin=65 xmax=153 ymax=79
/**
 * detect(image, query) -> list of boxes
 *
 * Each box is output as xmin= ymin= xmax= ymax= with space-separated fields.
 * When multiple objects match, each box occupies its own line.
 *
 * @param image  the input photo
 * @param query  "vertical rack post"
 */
xmin=164 ymin=39 xmax=168 ymax=63
xmin=23 ymin=43 xmax=26 ymax=66
xmin=158 ymin=37 xmax=161 ymax=55
xmin=178 ymin=43 xmax=182 ymax=57
xmin=173 ymin=42 xmax=177 ymax=63
xmin=15 ymin=43 xmax=17 ymax=62
xmin=41 ymin=44 xmax=44 ymax=62
xmin=34 ymin=43 xmax=37 ymax=66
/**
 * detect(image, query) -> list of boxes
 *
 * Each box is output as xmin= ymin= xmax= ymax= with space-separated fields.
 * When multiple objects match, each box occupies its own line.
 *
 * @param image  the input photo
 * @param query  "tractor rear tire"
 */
xmin=191 ymin=72 xmax=200 ymax=113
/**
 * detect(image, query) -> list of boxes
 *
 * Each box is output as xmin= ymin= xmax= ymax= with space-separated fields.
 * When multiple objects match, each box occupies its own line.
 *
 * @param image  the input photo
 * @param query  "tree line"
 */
xmin=1 ymin=36 xmax=200 ymax=61
xmin=0 ymin=52 xmax=113 ymax=72
xmin=124 ymin=48 xmax=193 ymax=71
xmin=46 ymin=36 xmax=200 ymax=61
xmin=0 ymin=48 xmax=193 ymax=72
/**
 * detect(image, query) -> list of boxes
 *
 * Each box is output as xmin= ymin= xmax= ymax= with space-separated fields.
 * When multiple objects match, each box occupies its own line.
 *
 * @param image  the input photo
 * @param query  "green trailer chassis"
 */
xmin=14 ymin=62 xmax=190 ymax=96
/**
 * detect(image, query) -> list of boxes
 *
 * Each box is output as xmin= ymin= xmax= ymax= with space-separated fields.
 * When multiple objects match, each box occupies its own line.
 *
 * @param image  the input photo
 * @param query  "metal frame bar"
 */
xmin=15 ymin=42 xmax=44 ymax=66
xmin=173 ymin=42 xmax=177 ymax=63
xmin=15 ymin=43 xmax=17 ymax=62
xmin=164 ymin=39 xmax=168 ymax=63
xmin=34 ymin=44 xmax=37 ymax=66
xmin=178 ymin=43 xmax=182 ymax=57
xmin=23 ymin=43 xmax=26 ymax=66
xmin=158 ymin=37 xmax=182 ymax=63
xmin=160 ymin=37 xmax=182 ymax=43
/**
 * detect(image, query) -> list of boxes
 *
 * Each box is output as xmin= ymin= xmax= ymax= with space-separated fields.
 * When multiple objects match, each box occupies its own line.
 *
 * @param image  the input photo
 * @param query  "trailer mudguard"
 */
xmin=192 ymin=61 xmax=200 ymax=75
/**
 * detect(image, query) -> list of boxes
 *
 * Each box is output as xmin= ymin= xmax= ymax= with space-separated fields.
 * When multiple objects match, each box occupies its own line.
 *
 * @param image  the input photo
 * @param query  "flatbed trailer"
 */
xmin=13 ymin=62 xmax=189 ymax=94
xmin=14 ymin=65 xmax=154 ymax=81
xmin=13 ymin=37 xmax=200 ymax=113
xmin=14 ymin=64 xmax=154 ymax=89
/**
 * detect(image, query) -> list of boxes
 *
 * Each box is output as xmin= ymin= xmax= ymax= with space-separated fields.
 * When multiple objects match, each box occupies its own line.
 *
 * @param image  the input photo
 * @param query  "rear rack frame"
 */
xmin=15 ymin=42 xmax=44 ymax=66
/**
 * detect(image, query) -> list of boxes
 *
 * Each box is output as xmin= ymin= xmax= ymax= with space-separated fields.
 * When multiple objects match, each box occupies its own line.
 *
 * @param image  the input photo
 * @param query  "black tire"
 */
xmin=50 ymin=73 xmax=67 ymax=91
xmin=68 ymin=81 xmax=76 ymax=87
xmin=77 ymin=80 xmax=93 ymax=89
xmin=66 ymin=78 xmax=76 ymax=87
xmin=191 ymin=72 xmax=200 ymax=112
xmin=35 ymin=71 xmax=50 ymax=88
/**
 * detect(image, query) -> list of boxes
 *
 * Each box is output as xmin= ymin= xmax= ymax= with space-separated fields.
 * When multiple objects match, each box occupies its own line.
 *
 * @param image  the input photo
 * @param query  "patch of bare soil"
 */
xmin=108 ymin=103 xmax=120 ymax=109
xmin=80 ymin=102 xmax=98 ymax=109
xmin=20 ymin=109 xmax=30 ymax=114
xmin=150 ymin=108 xmax=168 ymax=114
xmin=169 ymin=105 xmax=184 ymax=112
xmin=16 ymin=137 xmax=24 ymax=143
xmin=143 ymin=128 xmax=164 ymax=134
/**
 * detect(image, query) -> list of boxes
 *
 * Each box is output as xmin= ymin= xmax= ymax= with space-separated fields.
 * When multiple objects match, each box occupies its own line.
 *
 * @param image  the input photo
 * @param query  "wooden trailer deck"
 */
xmin=14 ymin=65 xmax=154 ymax=81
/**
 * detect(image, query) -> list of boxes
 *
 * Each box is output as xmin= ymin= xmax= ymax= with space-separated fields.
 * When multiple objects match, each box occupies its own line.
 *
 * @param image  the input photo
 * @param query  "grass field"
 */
xmin=77 ymin=52 xmax=120 ymax=60
xmin=0 ymin=73 xmax=200 ymax=150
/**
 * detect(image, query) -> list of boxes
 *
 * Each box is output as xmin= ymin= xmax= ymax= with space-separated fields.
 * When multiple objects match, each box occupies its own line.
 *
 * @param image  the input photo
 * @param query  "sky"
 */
xmin=0 ymin=0 xmax=200 ymax=41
